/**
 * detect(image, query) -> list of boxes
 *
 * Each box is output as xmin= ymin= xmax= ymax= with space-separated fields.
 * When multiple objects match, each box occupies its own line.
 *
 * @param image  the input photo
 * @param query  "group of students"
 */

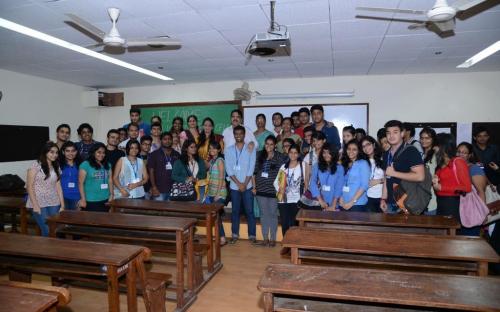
xmin=25 ymin=106 xmax=500 ymax=259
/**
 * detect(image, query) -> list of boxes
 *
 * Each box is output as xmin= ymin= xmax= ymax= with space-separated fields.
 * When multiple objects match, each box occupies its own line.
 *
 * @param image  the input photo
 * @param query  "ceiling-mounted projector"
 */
xmin=247 ymin=31 xmax=291 ymax=57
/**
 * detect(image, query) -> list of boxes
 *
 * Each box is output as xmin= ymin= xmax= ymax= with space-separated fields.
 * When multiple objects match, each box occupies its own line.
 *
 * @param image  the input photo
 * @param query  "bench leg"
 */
xmin=263 ymin=293 xmax=274 ymax=312
xmin=126 ymin=260 xmax=138 ymax=312
xmin=9 ymin=270 xmax=31 ymax=283
xmin=290 ymin=248 xmax=299 ymax=265
xmin=478 ymin=261 xmax=488 ymax=276
xmin=206 ymin=213 xmax=214 ymax=273
xmin=176 ymin=231 xmax=185 ymax=310
xmin=193 ymin=253 xmax=204 ymax=289
xmin=106 ymin=266 xmax=120 ymax=312
xmin=20 ymin=207 xmax=28 ymax=234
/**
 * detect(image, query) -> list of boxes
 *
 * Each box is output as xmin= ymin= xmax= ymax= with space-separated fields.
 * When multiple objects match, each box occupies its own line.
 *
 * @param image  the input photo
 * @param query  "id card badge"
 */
xmin=100 ymin=184 xmax=108 ymax=190
xmin=67 ymin=182 xmax=76 ymax=188
xmin=261 ymin=172 xmax=269 ymax=178
xmin=343 ymin=186 xmax=350 ymax=193
xmin=322 ymin=185 xmax=331 ymax=192
xmin=132 ymin=178 xmax=141 ymax=184
xmin=165 ymin=162 xmax=172 ymax=170
xmin=233 ymin=165 xmax=241 ymax=171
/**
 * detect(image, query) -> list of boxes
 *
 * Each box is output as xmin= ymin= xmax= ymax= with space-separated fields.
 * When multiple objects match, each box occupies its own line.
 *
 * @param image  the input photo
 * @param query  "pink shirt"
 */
xmin=26 ymin=161 xmax=60 ymax=212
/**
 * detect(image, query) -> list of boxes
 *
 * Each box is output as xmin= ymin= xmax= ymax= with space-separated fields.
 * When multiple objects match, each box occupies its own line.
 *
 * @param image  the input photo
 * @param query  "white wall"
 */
xmin=99 ymin=71 xmax=500 ymax=140
xmin=0 ymin=69 xmax=99 ymax=180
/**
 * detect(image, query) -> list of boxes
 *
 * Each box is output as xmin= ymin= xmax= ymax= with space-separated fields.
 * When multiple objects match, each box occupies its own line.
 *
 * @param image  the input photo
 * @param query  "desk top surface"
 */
xmin=0 ymin=284 xmax=59 ymax=312
xmin=108 ymin=198 xmax=223 ymax=214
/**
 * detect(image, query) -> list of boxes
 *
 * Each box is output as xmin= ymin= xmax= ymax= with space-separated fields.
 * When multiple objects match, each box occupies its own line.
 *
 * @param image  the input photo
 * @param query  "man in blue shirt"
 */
xmin=225 ymin=125 xmax=257 ymax=244
xmin=123 ymin=108 xmax=151 ymax=137
xmin=310 ymin=104 xmax=341 ymax=149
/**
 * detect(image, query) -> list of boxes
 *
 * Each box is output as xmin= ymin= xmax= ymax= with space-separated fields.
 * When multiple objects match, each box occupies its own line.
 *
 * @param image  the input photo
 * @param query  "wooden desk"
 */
xmin=282 ymin=227 xmax=500 ymax=276
xmin=108 ymin=199 xmax=223 ymax=274
xmin=0 ymin=196 xmax=28 ymax=234
xmin=296 ymin=209 xmax=461 ymax=235
xmin=258 ymin=264 xmax=500 ymax=312
xmin=0 ymin=281 xmax=70 ymax=312
xmin=0 ymin=232 xmax=146 ymax=312
xmin=48 ymin=210 xmax=197 ymax=311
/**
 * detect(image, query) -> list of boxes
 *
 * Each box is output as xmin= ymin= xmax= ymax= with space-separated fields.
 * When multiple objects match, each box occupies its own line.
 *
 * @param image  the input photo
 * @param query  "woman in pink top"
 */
xmin=26 ymin=141 xmax=64 ymax=236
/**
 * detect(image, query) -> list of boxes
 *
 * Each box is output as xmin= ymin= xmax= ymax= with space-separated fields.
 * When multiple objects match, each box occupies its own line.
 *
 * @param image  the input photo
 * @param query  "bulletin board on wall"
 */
xmin=243 ymin=103 xmax=369 ymax=133
xmin=131 ymin=100 xmax=241 ymax=135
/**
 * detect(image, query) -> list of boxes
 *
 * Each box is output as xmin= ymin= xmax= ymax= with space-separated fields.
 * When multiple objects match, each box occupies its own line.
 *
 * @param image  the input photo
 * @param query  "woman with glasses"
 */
xmin=361 ymin=136 xmax=385 ymax=212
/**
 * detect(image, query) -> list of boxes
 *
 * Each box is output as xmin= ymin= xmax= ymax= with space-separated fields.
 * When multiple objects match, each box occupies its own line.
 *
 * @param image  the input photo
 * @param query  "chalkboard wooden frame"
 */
xmin=132 ymin=100 xmax=242 ymax=110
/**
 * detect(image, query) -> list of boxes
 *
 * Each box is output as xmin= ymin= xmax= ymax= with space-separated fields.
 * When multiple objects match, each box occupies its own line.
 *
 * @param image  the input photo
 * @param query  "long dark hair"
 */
xmin=341 ymin=139 xmax=366 ymax=174
xmin=180 ymin=139 xmax=199 ymax=165
xmin=420 ymin=127 xmax=437 ymax=164
xmin=170 ymin=117 xmax=184 ymax=134
xmin=284 ymin=144 xmax=301 ymax=169
xmin=209 ymin=141 xmax=224 ymax=160
xmin=59 ymin=141 xmax=82 ymax=168
xmin=87 ymin=142 xmax=109 ymax=170
xmin=186 ymin=115 xmax=199 ymax=129
xmin=318 ymin=144 xmax=339 ymax=174
xmin=39 ymin=141 xmax=60 ymax=181
xmin=457 ymin=141 xmax=479 ymax=164
xmin=435 ymin=133 xmax=456 ymax=169
xmin=258 ymin=135 xmax=277 ymax=165
xmin=360 ymin=136 xmax=383 ymax=169
xmin=199 ymin=117 xmax=216 ymax=147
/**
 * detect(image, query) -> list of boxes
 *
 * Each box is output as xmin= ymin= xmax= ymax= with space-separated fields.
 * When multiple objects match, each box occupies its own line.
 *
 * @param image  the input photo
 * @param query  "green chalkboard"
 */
xmin=132 ymin=100 xmax=241 ymax=135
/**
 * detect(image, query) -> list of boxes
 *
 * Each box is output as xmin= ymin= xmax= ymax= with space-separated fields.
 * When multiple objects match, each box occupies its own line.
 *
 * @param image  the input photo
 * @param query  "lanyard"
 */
xmin=235 ymin=145 xmax=244 ymax=166
xmin=130 ymin=160 xmax=139 ymax=180
xmin=287 ymin=167 xmax=295 ymax=186
xmin=387 ymin=152 xmax=394 ymax=167
xmin=101 ymin=167 xmax=107 ymax=184
xmin=370 ymin=159 xmax=376 ymax=179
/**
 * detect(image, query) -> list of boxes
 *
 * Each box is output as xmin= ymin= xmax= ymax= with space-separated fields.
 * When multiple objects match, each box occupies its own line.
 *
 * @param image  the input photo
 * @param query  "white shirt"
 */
xmin=274 ymin=162 xmax=306 ymax=203
xmin=222 ymin=125 xmax=258 ymax=150
xmin=118 ymin=137 xmax=141 ymax=149
xmin=367 ymin=158 xmax=384 ymax=198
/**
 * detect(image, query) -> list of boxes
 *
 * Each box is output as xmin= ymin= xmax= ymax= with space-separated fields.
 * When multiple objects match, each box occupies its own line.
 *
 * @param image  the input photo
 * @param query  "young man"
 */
xmin=402 ymin=122 xmax=424 ymax=157
xmin=139 ymin=135 xmax=153 ymax=162
xmin=150 ymin=122 xmax=162 ymax=153
xmin=294 ymin=107 xmax=311 ymax=138
xmin=272 ymin=112 xmax=283 ymax=138
xmin=55 ymin=124 xmax=71 ymax=149
xmin=291 ymin=111 xmax=301 ymax=130
xmin=118 ymin=128 xmax=128 ymax=143
xmin=222 ymin=109 xmax=258 ymax=149
xmin=75 ymin=123 xmax=100 ymax=161
xmin=225 ymin=126 xmax=257 ymax=244
xmin=310 ymin=104 xmax=341 ymax=149
xmin=118 ymin=123 xmax=140 ymax=149
xmin=147 ymin=132 xmax=180 ymax=201
xmin=123 ymin=108 xmax=151 ymax=137
xmin=381 ymin=120 xmax=425 ymax=214
xmin=105 ymin=129 xmax=125 ymax=170
xmin=473 ymin=126 xmax=500 ymax=187
xmin=301 ymin=125 xmax=314 ymax=156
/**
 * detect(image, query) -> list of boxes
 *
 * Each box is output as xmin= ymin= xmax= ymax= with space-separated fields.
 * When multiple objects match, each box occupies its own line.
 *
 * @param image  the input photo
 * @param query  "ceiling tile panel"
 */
xmin=144 ymin=11 xmax=212 ymax=35
xmin=199 ymin=5 xmax=269 ymax=31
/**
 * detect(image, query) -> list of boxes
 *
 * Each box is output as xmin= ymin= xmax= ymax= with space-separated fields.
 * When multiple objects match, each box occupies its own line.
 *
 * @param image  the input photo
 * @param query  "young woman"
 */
xmin=420 ymin=127 xmax=438 ymax=215
xmin=254 ymin=114 xmax=274 ymax=152
xmin=253 ymin=135 xmax=286 ymax=247
xmin=303 ymin=131 xmax=327 ymax=192
xmin=204 ymin=141 xmax=227 ymax=245
xmin=79 ymin=143 xmax=113 ymax=212
xmin=150 ymin=115 xmax=162 ymax=125
xmin=310 ymin=144 xmax=344 ymax=211
xmin=198 ymin=117 xmax=224 ymax=163
xmin=274 ymin=144 xmax=305 ymax=236
xmin=281 ymin=138 xmax=295 ymax=156
xmin=342 ymin=125 xmax=356 ymax=149
xmin=355 ymin=128 xmax=366 ymax=142
xmin=172 ymin=140 xmax=207 ymax=201
xmin=457 ymin=142 xmax=488 ymax=203
xmin=26 ymin=142 xmax=64 ymax=236
xmin=339 ymin=139 xmax=371 ymax=212
xmin=276 ymin=117 xmax=301 ymax=153
xmin=433 ymin=134 xmax=472 ymax=228
xmin=179 ymin=115 xmax=200 ymax=146
xmin=170 ymin=116 xmax=184 ymax=135
xmin=59 ymin=141 xmax=81 ymax=210
xmin=113 ymin=140 xmax=149 ymax=199
xmin=361 ymin=136 xmax=385 ymax=213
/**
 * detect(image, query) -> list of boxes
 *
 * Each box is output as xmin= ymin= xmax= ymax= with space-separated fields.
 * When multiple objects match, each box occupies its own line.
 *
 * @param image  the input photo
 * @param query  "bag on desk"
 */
xmin=169 ymin=181 xmax=196 ymax=201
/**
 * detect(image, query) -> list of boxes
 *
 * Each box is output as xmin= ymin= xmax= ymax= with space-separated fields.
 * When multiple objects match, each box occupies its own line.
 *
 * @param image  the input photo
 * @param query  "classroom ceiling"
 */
xmin=0 ymin=0 xmax=500 ymax=88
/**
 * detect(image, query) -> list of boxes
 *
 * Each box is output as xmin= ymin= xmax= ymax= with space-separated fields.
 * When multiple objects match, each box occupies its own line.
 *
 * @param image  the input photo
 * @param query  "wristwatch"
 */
xmin=352 ymin=199 xmax=357 ymax=204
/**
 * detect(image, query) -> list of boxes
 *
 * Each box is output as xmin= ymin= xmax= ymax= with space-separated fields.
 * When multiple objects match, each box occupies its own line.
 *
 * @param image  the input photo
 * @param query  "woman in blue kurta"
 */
xmin=310 ymin=144 xmax=344 ymax=211
xmin=339 ymin=139 xmax=371 ymax=212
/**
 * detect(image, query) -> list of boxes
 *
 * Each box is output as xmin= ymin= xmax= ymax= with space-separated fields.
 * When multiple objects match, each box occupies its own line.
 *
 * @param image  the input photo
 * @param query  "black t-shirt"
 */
xmin=383 ymin=144 xmax=423 ymax=204
xmin=106 ymin=148 xmax=125 ymax=171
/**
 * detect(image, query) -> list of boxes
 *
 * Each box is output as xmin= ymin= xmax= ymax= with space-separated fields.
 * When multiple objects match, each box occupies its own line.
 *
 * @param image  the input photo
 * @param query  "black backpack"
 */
xmin=0 ymin=174 xmax=25 ymax=191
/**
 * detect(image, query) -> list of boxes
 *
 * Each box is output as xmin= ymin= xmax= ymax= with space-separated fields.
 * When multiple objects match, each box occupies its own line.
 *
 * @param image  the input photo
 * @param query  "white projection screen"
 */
xmin=243 ymin=103 xmax=369 ymax=133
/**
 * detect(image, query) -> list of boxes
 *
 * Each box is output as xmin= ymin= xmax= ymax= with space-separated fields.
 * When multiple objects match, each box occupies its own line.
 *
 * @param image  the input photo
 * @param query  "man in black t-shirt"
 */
xmin=381 ymin=120 xmax=424 ymax=214
xmin=105 ymin=129 xmax=125 ymax=171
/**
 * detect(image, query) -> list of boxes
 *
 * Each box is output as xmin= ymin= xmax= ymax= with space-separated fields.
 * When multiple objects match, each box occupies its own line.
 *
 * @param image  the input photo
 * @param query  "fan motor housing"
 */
xmin=248 ymin=32 xmax=291 ymax=57
xmin=427 ymin=6 xmax=456 ymax=22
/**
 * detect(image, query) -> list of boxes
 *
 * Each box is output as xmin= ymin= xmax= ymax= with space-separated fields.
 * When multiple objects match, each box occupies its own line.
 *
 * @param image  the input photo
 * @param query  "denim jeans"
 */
xmin=278 ymin=202 xmax=298 ymax=236
xmin=256 ymin=196 xmax=278 ymax=241
xmin=230 ymin=189 xmax=256 ymax=239
xmin=64 ymin=198 xmax=79 ymax=211
xmin=32 ymin=205 xmax=61 ymax=237
xmin=198 ymin=185 xmax=206 ymax=203
xmin=386 ymin=202 xmax=400 ymax=214
xmin=204 ymin=196 xmax=226 ymax=238
xmin=152 ymin=193 xmax=169 ymax=201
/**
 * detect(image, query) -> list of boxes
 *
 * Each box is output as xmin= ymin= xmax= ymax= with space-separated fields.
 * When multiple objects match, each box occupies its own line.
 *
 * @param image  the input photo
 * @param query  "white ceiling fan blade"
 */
xmin=452 ymin=0 xmax=488 ymax=11
xmin=85 ymin=43 xmax=106 ymax=49
xmin=356 ymin=15 xmax=428 ymax=24
xmin=408 ymin=23 xmax=428 ymax=29
xmin=66 ymin=13 xmax=105 ymax=40
xmin=244 ymin=54 xmax=253 ymax=66
xmin=356 ymin=7 xmax=426 ymax=15
xmin=433 ymin=19 xmax=456 ymax=32
xmin=126 ymin=37 xmax=182 ymax=48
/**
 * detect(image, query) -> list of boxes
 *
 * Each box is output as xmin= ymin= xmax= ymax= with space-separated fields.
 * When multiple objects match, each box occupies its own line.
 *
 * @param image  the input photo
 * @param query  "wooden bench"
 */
xmin=47 ymin=210 xmax=198 ymax=312
xmin=296 ymin=209 xmax=461 ymax=235
xmin=0 ymin=282 xmax=69 ymax=312
xmin=282 ymin=227 xmax=500 ymax=276
xmin=108 ymin=199 xmax=224 ymax=276
xmin=0 ymin=196 xmax=29 ymax=234
xmin=258 ymin=263 xmax=500 ymax=312
xmin=0 ymin=232 xmax=150 ymax=312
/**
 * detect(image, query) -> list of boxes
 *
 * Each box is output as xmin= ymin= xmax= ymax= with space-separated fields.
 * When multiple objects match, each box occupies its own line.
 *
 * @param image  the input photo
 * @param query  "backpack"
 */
xmin=392 ymin=145 xmax=432 ymax=215
xmin=0 ymin=174 xmax=25 ymax=191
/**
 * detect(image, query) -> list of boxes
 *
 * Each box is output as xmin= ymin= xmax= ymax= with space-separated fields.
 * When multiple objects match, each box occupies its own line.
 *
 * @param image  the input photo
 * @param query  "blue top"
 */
xmin=342 ymin=159 xmax=371 ymax=205
xmin=225 ymin=143 xmax=256 ymax=191
xmin=310 ymin=163 xmax=344 ymax=206
xmin=60 ymin=163 xmax=80 ymax=200
xmin=123 ymin=121 xmax=151 ymax=136
xmin=315 ymin=122 xmax=341 ymax=149
xmin=469 ymin=163 xmax=485 ymax=177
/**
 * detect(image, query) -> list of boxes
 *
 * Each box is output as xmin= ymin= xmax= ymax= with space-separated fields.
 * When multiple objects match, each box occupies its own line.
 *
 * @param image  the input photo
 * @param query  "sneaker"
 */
xmin=249 ymin=237 xmax=258 ymax=245
xmin=269 ymin=240 xmax=276 ymax=247
xmin=256 ymin=239 xmax=269 ymax=247
xmin=220 ymin=237 xmax=227 ymax=246
xmin=229 ymin=237 xmax=238 ymax=244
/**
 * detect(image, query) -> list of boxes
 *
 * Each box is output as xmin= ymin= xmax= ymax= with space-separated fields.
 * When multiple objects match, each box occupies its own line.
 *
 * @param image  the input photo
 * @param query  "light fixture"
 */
xmin=255 ymin=91 xmax=355 ymax=100
xmin=457 ymin=41 xmax=500 ymax=69
xmin=0 ymin=17 xmax=172 ymax=81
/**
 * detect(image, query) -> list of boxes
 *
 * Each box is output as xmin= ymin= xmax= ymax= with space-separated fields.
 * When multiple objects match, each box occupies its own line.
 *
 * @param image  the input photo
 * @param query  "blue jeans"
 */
xmin=230 ymin=189 xmax=256 ymax=239
xmin=204 ymin=196 xmax=226 ymax=238
xmin=152 ymin=193 xmax=169 ymax=201
xmin=32 ymin=205 xmax=61 ymax=237
xmin=198 ymin=186 xmax=206 ymax=203
xmin=386 ymin=202 xmax=400 ymax=214
xmin=64 ymin=198 xmax=79 ymax=210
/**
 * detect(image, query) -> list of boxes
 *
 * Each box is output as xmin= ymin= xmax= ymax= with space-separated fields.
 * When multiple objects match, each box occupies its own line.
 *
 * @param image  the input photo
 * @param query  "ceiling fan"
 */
xmin=66 ymin=7 xmax=181 ymax=52
xmin=356 ymin=0 xmax=490 ymax=36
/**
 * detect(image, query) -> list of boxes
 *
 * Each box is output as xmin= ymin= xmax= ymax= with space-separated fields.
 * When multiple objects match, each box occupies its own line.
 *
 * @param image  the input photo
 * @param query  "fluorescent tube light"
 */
xmin=256 ymin=91 xmax=355 ymax=100
xmin=0 ymin=17 xmax=172 ymax=81
xmin=457 ymin=41 xmax=500 ymax=69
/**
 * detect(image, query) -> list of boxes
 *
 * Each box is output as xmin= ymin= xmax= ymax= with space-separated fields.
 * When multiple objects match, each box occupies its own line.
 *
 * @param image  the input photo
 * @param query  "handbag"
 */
xmin=169 ymin=164 xmax=196 ymax=201
xmin=451 ymin=160 xmax=489 ymax=227
xmin=485 ymin=185 xmax=500 ymax=204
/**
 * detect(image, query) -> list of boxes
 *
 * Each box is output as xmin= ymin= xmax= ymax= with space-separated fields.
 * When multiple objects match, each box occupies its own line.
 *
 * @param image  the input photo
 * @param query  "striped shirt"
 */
xmin=207 ymin=157 xmax=227 ymax=198
xmin=254 ymin=151 xmax=286 ymax=197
